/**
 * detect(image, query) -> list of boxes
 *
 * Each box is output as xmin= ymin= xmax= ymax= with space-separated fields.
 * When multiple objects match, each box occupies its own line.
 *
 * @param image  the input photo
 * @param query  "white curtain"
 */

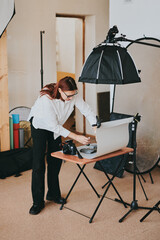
xmin=0 ymin=0 xmax=15 ymax=37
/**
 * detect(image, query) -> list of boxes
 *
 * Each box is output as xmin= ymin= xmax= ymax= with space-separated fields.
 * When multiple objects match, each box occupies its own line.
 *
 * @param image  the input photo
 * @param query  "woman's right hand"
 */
xmin=68 ymin=132 xmax=91 ymax=145
xmin=76 ymin=135 xmax=91 ymax=145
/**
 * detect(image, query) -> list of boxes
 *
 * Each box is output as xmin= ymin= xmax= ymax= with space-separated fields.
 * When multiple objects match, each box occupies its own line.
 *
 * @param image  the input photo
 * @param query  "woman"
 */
xmin=28 ymin=76 xmax=97 ymax=215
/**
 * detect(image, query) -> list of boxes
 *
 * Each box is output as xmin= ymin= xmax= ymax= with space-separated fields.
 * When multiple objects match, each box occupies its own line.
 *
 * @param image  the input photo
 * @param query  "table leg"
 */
xmin=98 ymin=160 xmax=127 ymax=208
xmin=60 ymin=164 xmax=86 ymax=210
xmin=89 ymin=156 xmax=127 ymax=223
xmin=77 ymin=164 xmax=100 ymax=198
xmin=60 ymin=164 xmax=100 ymax=210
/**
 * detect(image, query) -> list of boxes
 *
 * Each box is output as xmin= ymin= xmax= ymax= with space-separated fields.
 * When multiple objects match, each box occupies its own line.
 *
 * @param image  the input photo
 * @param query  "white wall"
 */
xmin=110 ymin=0 xmax=160 ymax=40
xmin=56 ymin=18 xmax=75 ymax=73
xmin=7 ymin=0 xmax=109 ymax=134
xmin=109 ymin=0 xmax=160 ymax=167
xmin=7 ymin=0 xmax=55 ymax=108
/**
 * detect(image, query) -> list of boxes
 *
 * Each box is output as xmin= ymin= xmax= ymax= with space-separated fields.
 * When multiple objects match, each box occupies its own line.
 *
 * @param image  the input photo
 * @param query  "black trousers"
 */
xmin=30 ymin=121 xmax=62 ymax=205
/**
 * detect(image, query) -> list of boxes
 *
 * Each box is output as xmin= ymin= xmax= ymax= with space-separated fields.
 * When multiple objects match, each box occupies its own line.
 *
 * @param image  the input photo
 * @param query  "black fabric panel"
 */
xmin=94 ymin=155 xmax=127 ymax=178
xmin=0 ymin=148 xmax=33 ymax=179
xmin=118 ymin=47 xmax=141 ymax=84
xmin=99 ymin=47 xmax=122 ymax=82
xmin=79 ymin=50 xmax=100 ymax=82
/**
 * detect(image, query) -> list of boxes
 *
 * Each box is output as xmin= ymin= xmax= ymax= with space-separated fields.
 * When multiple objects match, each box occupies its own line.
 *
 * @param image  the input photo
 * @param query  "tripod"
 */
xmin=102 ymin=113 xmax=149 ymax=201
xmin=140 ymin=200 xmax=160 ymax=222
xmin=115 ymin=116 xmax=153 ymax=222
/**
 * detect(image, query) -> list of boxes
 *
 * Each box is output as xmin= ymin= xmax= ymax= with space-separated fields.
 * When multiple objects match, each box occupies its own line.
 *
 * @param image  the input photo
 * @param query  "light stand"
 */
xmin=115 ymin=115 xmax=154 ymax=222
xmin=40 ymin=30 xmax=45 ymax=89
xmin=79 ymin=26 xmax=160 ymax=221
xmin=101 ymin=113 xmax=149 ymax=202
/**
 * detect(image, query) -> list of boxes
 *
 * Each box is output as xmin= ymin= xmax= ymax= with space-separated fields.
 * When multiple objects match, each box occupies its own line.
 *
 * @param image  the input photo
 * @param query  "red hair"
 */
xmin=40 ymin=76 xmax=78 ymax=100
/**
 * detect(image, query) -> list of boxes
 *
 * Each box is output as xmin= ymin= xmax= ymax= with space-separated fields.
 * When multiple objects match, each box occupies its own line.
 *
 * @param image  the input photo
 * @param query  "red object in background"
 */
xmin=13 ymin=123 xmax=19 ymax=149
xmin=13 ymin=123 xmax=19 ymax=130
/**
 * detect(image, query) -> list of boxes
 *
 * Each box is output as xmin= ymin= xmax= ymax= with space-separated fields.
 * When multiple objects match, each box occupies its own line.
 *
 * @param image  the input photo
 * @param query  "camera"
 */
xmin=62 ymin=140 xmax=83 ymax=159
xmin=62 ymin=140 xmax=77 ymax=155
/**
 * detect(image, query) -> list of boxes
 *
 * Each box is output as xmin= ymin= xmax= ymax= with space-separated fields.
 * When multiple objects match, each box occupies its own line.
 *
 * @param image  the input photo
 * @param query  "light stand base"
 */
xmin=140 ymin=200 xmax=160 ymax=222
xmin=115 ymin=198 xmax=153 ymax=222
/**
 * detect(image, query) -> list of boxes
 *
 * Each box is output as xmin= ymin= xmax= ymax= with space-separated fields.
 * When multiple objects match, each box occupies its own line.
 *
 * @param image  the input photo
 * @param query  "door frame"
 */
xmin=56 ymin=13 xmax=86 ymax=134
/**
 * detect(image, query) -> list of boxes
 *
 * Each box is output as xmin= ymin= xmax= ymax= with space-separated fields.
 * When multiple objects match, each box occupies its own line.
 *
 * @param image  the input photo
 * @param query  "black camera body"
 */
xmin=62 ymin=140 xmax=83 ymax=159
xmin=62 ymin=140 xmax=77 ymax=155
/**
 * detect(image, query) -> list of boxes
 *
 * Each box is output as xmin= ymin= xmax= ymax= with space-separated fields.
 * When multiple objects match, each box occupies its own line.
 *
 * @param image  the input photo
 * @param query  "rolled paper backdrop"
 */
xmin=13 ymin=123 xmax=20 ymax=149
xmin=9 ymin=117 xmax=14 ymax=150
xmin=78 ymin=117 xmax=133 ymax=159
xmin=12 ymin=114 xmax=19 ymax=124
xmin=13 ymin=129 xmax=19 ymax=149
xmin=19 ymin=128 xmax=24 ymax=148
xmin=13 ymin=123 xmax=19 ymax=130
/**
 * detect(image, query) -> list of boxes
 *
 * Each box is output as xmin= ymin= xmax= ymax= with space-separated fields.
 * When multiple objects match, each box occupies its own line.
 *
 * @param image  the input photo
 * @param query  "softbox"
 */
xmin=79 ymin=44 xmax=141 ymax=84
xmin=0 ymin=0 xmax=15 ymax=38
xmin=78 ymin=34 xmax=141 ymax=178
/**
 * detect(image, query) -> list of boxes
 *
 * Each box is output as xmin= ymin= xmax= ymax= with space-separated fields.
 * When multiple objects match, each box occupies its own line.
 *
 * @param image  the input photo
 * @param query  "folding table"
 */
xmin=51 ymin=147 xmax=133 ymax=223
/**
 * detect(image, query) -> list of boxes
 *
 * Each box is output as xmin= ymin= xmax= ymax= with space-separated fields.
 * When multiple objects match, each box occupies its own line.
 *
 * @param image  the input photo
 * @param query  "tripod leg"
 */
xmin=149 ymin=172 xmax=154 ymax=184
xmin=137 ymin=174 xmax=148 ymax=200
xmin=140 ymin=208 xmax=155 ymax=222
xmin=118 ymin=123 xmax=139 ymax=222
xmin=140 ymin=200 xmax=160 ymax=222
xmin=119 ymin=208 xmax=133 ymax=223
xmin=136 ymin=167 xmax=146 ymax=183
xmin=139 ymin=174 xmax=146 ymax=183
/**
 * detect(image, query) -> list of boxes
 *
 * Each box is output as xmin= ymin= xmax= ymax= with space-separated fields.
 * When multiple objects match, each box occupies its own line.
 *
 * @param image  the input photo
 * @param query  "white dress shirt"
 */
xmin=28 ymin=94 xmax=96 ymax=139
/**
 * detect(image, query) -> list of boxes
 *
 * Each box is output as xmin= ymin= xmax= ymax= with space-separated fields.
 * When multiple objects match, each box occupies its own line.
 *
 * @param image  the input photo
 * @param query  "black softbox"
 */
xmin=79 ymin=44 xmax=141 ymax=85
xmin=78 ymin=29 xmax=141 ymax=177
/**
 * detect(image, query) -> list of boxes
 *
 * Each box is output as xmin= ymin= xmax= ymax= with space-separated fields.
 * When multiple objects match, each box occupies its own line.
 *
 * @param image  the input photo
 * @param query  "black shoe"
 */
xmin=29 ymin=202 xmax=45 ymax=215
xmin=46 ymin=195 xmax=66 ymax=204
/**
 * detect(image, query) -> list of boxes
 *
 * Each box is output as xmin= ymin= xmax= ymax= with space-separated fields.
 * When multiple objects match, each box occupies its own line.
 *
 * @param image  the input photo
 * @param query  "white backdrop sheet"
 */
xmin=78 ymin=117 xmax=133 ymax=159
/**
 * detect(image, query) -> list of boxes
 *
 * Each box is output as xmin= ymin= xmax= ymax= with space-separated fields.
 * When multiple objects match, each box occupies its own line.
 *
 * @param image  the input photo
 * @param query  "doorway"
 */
xmin=56 ymin=14 xmax=85 ymax=134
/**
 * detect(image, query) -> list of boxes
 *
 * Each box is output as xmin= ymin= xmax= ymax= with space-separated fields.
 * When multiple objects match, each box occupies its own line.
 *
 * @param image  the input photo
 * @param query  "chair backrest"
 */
xmin=9 ymin=106 xmax=31 ymax=121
